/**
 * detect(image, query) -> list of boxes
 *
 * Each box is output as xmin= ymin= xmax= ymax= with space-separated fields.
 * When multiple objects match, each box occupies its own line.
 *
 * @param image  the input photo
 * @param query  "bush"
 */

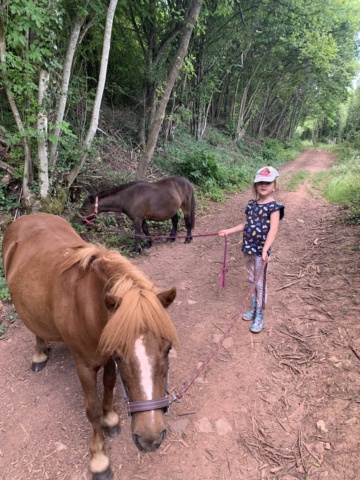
xmin=175 ymin=149 xmax=225 ymax=187
xmin=262 ymin=139 xmax=283 ymax=163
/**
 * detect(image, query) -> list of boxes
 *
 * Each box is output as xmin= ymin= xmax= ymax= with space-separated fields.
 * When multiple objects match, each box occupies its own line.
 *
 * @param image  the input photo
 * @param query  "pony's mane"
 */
xmin=60 ymin=243 xmax=153 ymax=290
xmin=91 ymin=181 xmax=146 ymax=201
xmin=60 ymin=244 xmax=177 ymax=358
xmin=99 ymin=286 xmax=178 ymax=358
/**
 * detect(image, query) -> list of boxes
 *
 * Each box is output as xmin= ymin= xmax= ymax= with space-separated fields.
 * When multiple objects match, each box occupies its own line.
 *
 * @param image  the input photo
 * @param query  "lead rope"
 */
xmin=76 ymin=215 xmax=229 ymax=288
xmin=169 ymin=259 xmax=268 ymax=406
xmin=219 ymin=235 xmax=228 ymax=288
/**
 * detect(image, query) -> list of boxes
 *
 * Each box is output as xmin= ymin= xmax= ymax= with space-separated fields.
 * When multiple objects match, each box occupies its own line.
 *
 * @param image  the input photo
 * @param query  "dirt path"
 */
xmin=1 ymin=150 xmax=359 ymax=480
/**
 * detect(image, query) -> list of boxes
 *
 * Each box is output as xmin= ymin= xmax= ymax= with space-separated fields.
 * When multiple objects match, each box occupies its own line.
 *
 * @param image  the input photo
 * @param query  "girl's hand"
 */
xmin=262 ymin=252 xmax=270 ymax=262
xmin=218 ymin=230 xmax=228 ymax=237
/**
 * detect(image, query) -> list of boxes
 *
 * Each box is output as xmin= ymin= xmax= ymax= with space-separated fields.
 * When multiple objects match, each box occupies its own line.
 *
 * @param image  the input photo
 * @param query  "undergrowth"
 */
xmin=313 ymin=144 xmax=360 ymax=223
xmin=154 ymin=129 xmax=301 ymax=201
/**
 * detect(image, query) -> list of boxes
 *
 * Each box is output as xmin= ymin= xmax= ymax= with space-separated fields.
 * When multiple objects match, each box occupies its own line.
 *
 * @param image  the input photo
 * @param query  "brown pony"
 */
xmin=78 ymin=175 xmax=195 ymax=253
xmin=2 ymin=213 xmax=177 ymax=480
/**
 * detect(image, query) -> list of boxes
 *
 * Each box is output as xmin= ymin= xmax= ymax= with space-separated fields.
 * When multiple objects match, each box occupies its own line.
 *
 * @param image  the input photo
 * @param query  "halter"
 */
xmin=80 ymin=196 xmax=99 ymax=224
xmin=113 ymin=355 xmax=176 ymax=416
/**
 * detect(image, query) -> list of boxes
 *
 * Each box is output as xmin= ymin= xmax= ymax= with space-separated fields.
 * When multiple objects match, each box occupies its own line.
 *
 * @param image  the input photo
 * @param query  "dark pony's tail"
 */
xmin=190 ymin=188 xmax=195 ymax=229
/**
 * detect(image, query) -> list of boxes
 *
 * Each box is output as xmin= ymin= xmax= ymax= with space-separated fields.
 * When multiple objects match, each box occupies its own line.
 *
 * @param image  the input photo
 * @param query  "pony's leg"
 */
xmin=76 ymin=363 xmax=113 ymax=480
xmin=166 ymin=214 xmax=178 ymax=243
xmin=31 ymin=335 xmax=49 ymax=373
xmin=133 ymin=219 xmax=143 ymax=253
xmin=183 ymin=211 xmax=193 ymax=244
xmin=142 ymin=220 xmax=152 ymax=249
xmin=101 ymin=358 xmax=120 ymax=438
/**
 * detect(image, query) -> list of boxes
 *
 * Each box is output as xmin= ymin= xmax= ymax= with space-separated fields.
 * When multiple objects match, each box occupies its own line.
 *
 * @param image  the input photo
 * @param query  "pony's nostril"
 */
xmin=159 ymin=429 xmax=166 ymax=444
xmin=133 ymin=434 xmax=144 ymax=451
xmin=132 ymin=429 xmax=167 ymax=452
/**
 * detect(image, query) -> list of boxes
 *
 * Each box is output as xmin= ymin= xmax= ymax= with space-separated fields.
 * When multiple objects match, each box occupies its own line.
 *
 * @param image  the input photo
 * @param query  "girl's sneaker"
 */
xmin=242 ymin=300 xmax=256 ymax=321
xmin=250 ymin=311 xmax=264 ymax=333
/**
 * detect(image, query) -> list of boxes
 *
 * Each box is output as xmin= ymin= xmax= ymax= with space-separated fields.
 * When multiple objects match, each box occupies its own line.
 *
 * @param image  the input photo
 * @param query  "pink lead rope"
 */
xmin=169 ymin=259 xmax=268 ymax=406
xmin=219 ymin=235 xmax=228 ymax=288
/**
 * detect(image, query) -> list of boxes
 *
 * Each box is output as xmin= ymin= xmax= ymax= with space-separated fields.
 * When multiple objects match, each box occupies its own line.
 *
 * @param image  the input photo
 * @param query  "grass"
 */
xmin=313 ymin=145 xmax=360 ymax=223
xmin=283 ymin=170 xmax=312 ymax=191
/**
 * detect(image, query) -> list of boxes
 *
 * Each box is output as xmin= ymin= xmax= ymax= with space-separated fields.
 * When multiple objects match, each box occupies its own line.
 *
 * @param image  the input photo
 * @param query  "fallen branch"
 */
xmin=276 ymin=280 xmax=301 ymax=291
xmin=0 ymin=160 xmax=15 ymax=174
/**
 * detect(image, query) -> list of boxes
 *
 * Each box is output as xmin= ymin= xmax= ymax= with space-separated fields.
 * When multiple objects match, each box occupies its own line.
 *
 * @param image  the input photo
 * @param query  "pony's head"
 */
xmin=70 ymin=194 xmax=97 ymax=224
xmin=102 ymin=285 xmax=177 ymax=452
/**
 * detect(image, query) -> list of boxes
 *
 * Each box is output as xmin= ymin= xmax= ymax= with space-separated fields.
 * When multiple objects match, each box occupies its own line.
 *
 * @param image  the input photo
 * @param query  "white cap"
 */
xmin=254 ymin=166 xmax=279 ymax=183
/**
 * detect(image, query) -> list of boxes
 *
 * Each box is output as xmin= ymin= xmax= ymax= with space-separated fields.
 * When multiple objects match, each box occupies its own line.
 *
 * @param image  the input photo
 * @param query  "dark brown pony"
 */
xmin=2 ymin=213 xmax=177 ymax=480
xmin=79 ymin=175 xmax=195 ymax=253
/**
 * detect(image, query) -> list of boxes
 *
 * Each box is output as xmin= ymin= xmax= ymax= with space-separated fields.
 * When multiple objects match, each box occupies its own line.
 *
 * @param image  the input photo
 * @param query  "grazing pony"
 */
xmin=78 ymin=175 xmax=195 ymax=253
xmin=2 ymin=213 xmax=177 ymax=480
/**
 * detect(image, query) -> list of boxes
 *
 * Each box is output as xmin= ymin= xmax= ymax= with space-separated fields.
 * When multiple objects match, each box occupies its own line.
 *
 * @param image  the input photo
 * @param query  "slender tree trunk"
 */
xmin=235 ymin=59 xmax=263 ymax=141
xmin=48 ymin=16 xmax=85 ymax=169
xmin=66 ymin=0 xmax=118 ymax=188
xmin=38 ymin=69 xmax=50 ymax=197
xmin=136 ymin=0 xmax=202 ymax=179
xmin=268 ymin=100 xmax=289 ymax=138
xmin=0 ymin=13 xmax=32 ymax=205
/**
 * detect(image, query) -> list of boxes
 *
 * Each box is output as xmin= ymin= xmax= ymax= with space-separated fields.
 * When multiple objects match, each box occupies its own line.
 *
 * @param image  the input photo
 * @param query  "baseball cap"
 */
xmin=254 ymin=166 xmax=279 ymax=183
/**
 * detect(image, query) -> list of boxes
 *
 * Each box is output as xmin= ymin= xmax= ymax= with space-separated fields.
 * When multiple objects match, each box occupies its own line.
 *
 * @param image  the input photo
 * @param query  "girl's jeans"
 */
xmin=243 ymin=253 xmax=267 ymax=311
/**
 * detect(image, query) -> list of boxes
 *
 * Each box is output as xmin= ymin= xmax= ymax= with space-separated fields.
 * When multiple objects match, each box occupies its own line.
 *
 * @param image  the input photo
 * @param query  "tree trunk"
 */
xmin=38 ymin=69 xmax=50 ymax=197
xmin=66 ymin=0 xmax=118 ymax=188
xmin=136 ymin=0 xmax=202 ymax=180
xmin=0 ymin=13 xmax=32 ymax=206
xmin=48 ymin=16 xmax=85 ymax=169
xmin=235 ymin=58 xmax=263 ymax=141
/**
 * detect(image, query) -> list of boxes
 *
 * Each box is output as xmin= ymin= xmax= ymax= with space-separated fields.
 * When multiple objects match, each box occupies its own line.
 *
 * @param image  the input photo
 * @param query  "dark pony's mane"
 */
xmin=89 ymin=181 xmax=145 ymax=202
xmin=60 ymin=244 xmax=177 ymax=357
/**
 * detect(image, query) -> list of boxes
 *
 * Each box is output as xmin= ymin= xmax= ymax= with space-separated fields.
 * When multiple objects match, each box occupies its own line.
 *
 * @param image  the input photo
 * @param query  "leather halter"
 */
xmin=113 ymin=355 xmax=175 ymax=415
xmin=80 ymin=196 xmax=99 ymax=224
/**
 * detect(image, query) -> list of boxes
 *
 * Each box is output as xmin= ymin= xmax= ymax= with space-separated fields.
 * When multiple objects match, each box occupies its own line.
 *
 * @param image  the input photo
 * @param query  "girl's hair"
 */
xmin=252 ymin=179 xmax=278 ymax=200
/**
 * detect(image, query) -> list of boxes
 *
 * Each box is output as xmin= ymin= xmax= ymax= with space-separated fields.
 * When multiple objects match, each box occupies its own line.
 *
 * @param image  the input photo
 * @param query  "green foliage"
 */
xmin=313 ymin=146 xmax=360 ymax=223
xmin=0 ymin=250 xmax=11 ymax=302
xmin=262 ymin=139 xmax=283 ymax=163
xmin=0 ymin=185 xmax=20 ymax=212
xmin=176 ymin=150 xmax=225 ymax=186
xmin=0 ymin=277 xmax=11 ymax=302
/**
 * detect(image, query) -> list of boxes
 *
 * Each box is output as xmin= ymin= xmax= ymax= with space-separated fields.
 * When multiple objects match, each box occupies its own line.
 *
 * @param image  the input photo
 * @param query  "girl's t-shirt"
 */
xmin=242 ymin=199 xmax=284 ymax=256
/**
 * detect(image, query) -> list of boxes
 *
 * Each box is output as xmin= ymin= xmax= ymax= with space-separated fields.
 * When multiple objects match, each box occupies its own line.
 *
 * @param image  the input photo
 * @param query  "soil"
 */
xmin=0 ymin=149 xmax=360 ymax=480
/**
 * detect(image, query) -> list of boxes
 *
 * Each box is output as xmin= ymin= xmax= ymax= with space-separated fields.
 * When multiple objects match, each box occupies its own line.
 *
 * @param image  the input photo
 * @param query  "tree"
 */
xmin=66 ymin=0 xmax=119 ymax=188
xmin=136 ymin=0 xmax=202 ymax=179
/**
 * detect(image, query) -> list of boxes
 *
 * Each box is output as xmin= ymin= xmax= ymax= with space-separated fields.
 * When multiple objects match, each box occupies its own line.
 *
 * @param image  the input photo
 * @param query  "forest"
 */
xmin=0 ymin=0 xmax=359 ymax=215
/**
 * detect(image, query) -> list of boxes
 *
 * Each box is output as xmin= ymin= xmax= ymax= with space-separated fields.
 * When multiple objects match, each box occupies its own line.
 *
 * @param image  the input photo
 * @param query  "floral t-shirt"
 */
xmin=242 ymin=199 xmax=284 ymax=256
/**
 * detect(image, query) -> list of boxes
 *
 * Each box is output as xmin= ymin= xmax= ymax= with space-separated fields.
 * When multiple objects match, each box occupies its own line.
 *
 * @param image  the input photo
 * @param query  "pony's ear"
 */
xmin=104 ymin=293 xmax=122 ymax=311
xmin=157 ymin=287 xmax=176 ymax=308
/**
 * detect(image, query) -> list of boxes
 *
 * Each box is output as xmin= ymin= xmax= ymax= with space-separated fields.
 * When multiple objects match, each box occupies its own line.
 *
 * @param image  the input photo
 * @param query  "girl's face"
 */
xmin=255 ymin=181 xmax=275 ymax=198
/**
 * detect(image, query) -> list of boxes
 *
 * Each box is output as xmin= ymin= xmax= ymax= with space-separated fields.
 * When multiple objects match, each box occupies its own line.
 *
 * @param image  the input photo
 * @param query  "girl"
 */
xmin=218 ymin=166 xmax=284 ymax=333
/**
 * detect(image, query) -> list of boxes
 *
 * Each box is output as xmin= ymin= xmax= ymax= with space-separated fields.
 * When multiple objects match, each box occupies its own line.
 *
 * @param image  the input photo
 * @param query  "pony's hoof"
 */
xmin=166 ymin=237 xmax=175 ymax=243
xmin=103 ymin=424 xmax=121 ymax=438
xmin=92 ymin=467 xmax=113 ymax=480
xmin=31 ymin=360 xmax=48 ymax=373
xmin=184 ymin=237 xmax=192 ymax=244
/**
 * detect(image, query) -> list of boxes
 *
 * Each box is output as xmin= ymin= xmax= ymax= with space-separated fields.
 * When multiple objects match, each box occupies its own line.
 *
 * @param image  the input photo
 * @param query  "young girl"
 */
xmin=218 ymin=166 xmax=284 ymax=333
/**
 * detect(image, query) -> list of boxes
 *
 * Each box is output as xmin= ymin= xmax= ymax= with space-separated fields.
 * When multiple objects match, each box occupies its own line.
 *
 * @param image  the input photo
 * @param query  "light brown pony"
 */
xmin=2 ymin=213 xmax=177 ymax=480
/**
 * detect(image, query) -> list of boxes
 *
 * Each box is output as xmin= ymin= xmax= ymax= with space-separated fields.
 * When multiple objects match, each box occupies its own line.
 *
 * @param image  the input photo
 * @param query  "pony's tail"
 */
xmin=190 ymin=189 xmax=195 ymax=229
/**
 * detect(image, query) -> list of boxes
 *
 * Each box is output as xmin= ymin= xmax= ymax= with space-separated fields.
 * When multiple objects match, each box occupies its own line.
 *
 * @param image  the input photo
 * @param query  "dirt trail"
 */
xmin=0 ymin=149 xmax=359 ymax=480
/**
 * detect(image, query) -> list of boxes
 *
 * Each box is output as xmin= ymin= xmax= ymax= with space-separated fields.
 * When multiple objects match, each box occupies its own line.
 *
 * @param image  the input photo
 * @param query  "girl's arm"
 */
xmin=262 ymin=210 xmax=280 ymax=261
xmin=218 ymin=218 xmax=246 ymax=237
